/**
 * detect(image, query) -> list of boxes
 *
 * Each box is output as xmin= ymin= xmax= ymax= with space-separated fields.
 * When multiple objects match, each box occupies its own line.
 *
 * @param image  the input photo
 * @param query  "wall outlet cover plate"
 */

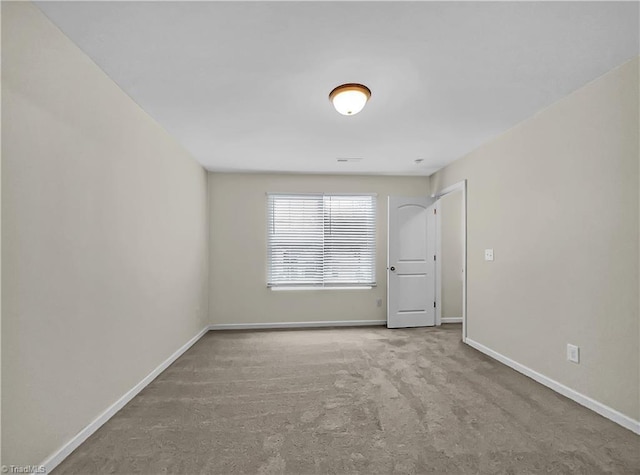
xmin=567 ymin=344 xmax=580 ymax=363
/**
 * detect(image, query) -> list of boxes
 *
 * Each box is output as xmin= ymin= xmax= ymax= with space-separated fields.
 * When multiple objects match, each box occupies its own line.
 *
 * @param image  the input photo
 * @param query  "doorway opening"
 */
xmin=434 ymin=180 xmax=467 ymax=341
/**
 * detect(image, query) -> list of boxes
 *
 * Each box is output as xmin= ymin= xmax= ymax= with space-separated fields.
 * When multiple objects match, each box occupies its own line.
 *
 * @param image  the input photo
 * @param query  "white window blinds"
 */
xmin=267 ymin=194 xmax=376 ymax=287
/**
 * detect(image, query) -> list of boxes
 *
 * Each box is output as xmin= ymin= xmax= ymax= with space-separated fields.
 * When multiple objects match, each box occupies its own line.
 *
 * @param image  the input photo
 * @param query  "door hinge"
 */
xmin=434 ymin=301 xmax=436 ymax=308
xmin=434 ymin=255 xmax=436 ymax=261
xmin=434 ymin=208 xmax=437 ymax=215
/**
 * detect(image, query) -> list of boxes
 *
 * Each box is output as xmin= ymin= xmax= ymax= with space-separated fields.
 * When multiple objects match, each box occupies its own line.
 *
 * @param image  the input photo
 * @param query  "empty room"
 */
xmin=2 ymin=1 xmax=639 ymax=474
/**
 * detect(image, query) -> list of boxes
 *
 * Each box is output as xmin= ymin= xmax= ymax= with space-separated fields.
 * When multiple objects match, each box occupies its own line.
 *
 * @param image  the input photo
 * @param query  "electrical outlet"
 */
xmin=376 ymin=298 xmax=383 ymax=308
xmin=567 ymin=344 xmax=580 ymax=363
xmin=484 ymin=249 xmax=494 ymax=261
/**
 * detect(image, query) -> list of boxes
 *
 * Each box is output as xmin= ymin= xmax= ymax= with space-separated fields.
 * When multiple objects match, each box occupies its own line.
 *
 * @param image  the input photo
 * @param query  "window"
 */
xmin=267 ymin=193 xmax=376 ymax=288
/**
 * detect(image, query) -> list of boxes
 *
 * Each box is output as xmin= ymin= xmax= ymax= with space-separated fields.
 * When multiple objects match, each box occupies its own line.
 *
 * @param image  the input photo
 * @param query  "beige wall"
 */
xmin=0 ymin=3 xmax=3 ymax=464
xmin=430 ymin=57 xmax=640 ymax=421
xmin=440 ymin=191 xmax=464 ymax=319
xmin=2 ymin=3 xmax=209 ymax=465
xmin=208 ymin=173 xmax=429 ymax=325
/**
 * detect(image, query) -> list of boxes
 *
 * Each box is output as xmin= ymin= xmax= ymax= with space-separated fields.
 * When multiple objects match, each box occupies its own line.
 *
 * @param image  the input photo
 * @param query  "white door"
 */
xmin=387 ymin=196 xmax=437 ymax=328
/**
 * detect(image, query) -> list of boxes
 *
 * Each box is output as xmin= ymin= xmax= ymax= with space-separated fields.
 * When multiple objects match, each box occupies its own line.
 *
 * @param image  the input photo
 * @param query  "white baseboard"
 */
xmin=465 ymin=338 xmax=640 ymax=435
xmin=209 ymin=320 xmax=387 ymax=331
xmin=41 ymin=325 xmax=211 ymax=473
xmin=441 ymin=317 xmax=462 ymax=324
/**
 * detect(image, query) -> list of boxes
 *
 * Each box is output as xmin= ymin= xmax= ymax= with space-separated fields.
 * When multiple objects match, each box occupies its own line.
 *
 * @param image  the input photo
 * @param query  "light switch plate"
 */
xmin=484 ymin=249 xmax=494 ymax=261
xmin=567 ymin=344 xmax=580 ymax=363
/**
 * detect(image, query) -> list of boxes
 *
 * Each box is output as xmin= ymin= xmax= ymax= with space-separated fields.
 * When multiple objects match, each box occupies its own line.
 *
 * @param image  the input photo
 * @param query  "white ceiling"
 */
xmin=36 ymin=1 xmax=639 ymax=176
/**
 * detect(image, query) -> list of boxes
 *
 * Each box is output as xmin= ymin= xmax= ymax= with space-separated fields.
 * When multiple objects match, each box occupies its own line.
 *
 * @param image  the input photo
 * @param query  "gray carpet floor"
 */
xmin=54 ymin=324 xmax=639 ymax=474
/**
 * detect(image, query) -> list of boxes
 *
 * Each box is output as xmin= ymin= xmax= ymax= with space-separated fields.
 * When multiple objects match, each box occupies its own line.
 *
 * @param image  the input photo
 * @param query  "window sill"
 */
xmin=269 ymin=286 xmax=374 ymax=291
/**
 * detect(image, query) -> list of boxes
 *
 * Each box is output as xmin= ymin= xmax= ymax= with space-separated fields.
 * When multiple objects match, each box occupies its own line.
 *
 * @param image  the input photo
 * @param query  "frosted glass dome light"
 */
xmin=329 ymin=83 xmax=371 ymax=116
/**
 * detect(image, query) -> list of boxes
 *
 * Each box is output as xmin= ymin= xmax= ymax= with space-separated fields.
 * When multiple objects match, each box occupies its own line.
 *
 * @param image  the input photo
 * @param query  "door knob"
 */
xmin=390 ymin=266 xmax=396 ymax=271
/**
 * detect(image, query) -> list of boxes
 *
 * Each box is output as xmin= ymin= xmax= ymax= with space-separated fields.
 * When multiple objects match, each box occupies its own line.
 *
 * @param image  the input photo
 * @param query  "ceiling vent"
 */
xmin=337 ymin=157 xmax=364 ymax=163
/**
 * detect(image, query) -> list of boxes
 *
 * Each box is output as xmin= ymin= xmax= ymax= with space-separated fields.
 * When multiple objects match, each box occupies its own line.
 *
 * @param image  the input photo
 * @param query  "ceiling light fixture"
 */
xmin=329 ymin=83 xmax=371 ymax=116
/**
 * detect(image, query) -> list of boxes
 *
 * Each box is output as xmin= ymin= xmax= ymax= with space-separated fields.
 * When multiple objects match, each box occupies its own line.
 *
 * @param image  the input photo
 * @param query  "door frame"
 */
xmin=433 ymin=180 xmax=468 ymax=342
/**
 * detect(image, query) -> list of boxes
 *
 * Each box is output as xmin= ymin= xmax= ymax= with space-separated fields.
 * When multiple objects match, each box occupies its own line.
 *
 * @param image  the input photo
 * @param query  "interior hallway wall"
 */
xmin=208 ymin=173 xmax=429 ymax=326
xmin=440 ymin=191 xmax=464 ymax=320
xmin=430 ymin=56 xmax=640 ymax=423
xmin=2 ymin=3 xmax=209 ymax=465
